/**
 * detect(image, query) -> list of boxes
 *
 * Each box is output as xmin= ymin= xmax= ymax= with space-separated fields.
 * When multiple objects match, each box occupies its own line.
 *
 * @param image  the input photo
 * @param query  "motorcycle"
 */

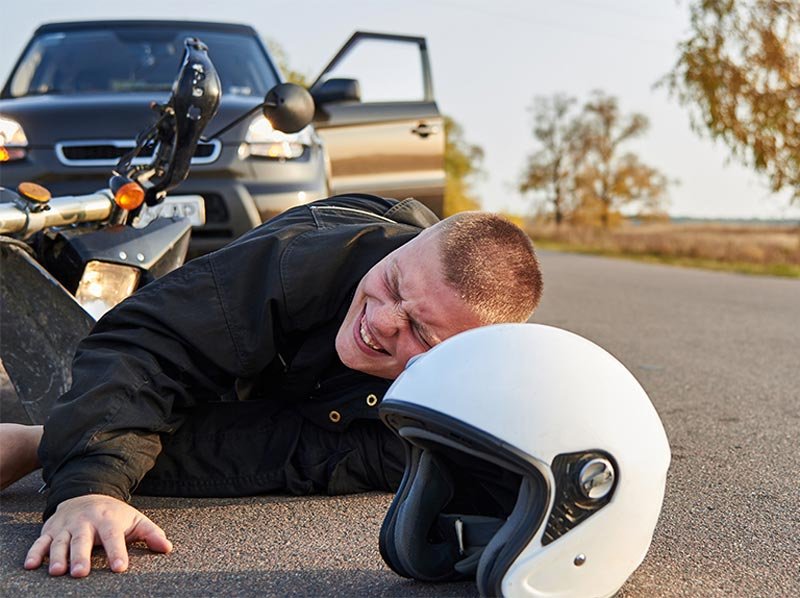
xmin=0 ymin=37 xmax=314 ymax=424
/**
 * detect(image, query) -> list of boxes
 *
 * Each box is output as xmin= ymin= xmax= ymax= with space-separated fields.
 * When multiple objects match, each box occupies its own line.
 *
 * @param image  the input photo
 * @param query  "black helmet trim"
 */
xmin=380 ymin=401 xmax=550 ymax=476
xmin=399 ymin=427 xmax=531 ymax=476
xmin=379 ymin=400 xmax=550 ymax=596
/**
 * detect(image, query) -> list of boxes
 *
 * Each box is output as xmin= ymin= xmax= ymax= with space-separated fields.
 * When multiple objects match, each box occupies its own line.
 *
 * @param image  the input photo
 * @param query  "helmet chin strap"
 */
xmin=435 ymin=514 xmax=505 ymax=575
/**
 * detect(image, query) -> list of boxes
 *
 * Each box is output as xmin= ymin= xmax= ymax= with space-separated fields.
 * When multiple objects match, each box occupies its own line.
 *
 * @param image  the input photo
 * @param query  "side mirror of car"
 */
xmin=262 ymin=83 xmax=315 ymax=133
xmin=311 ymin=78 xmax=361 ymax=104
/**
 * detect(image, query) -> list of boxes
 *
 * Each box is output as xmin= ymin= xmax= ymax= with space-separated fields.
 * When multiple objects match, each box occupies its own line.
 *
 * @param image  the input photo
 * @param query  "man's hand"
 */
xmin=24 ymin=494 xmax=173 ymax=577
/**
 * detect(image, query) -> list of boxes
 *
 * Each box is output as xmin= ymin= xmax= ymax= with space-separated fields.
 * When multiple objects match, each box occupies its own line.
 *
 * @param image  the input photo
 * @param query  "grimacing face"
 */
xmin=335 ymin=228 xmax=484 ymax=379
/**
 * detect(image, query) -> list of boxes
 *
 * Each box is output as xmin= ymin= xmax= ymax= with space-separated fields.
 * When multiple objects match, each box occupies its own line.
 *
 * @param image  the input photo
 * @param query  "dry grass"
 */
xmin=525 ymin=221 xmax=800 ymax=277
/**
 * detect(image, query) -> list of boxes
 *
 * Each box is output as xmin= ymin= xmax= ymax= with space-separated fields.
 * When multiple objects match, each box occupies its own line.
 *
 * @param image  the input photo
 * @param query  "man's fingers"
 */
xmin=24 ymin=533 xmax=52 ymax=570
xmin=24 ymin=496 xmax=172 ymax=576
xmin=130 ymin=517 xmax=173 ymax=554
xmin=98 ymin=524 xmax=129 ymax=573
xmin=48 ymin=530 xmax=71 ymax=576
xmin=68 ymin=525 xmax=95 ymax=578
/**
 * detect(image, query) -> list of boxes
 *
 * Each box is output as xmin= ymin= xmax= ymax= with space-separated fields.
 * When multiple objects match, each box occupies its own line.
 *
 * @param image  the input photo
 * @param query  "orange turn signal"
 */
xmin=114 ymin=181 xmax=145 ymax=211
xmin=0 ymin=147 xmax=26 ymax=162
xmin=17 ymin=181 xmax=52 ymax=203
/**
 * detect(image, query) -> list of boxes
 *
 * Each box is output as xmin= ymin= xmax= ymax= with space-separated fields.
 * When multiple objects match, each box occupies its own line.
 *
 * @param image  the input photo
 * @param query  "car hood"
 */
xmin=0 ymin=92 xmax=266 ymax=145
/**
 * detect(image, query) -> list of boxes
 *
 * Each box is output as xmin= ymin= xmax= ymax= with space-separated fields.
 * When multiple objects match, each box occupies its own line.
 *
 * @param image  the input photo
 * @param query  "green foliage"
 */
xmin=443 ymin=115 xmax=484 ymax=215
xmin=664 ymin=0 xmax=800 ymax=201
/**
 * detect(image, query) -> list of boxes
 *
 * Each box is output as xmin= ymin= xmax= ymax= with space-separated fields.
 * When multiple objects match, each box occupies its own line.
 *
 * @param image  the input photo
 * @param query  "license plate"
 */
xmin=134 ymin=195 xmax=206 ymax=228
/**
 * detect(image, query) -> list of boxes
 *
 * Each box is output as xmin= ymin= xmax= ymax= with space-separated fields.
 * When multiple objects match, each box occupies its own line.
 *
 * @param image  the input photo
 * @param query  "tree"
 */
xmin=522 ymin=91 xmax=669 ymax=226
xmin=574 ymin=153 xmax=670 ymax=223
xmin=266 ymin=39 xmax=310 ymax=86
xmin=576 ymin=91 xmax=669 ymax=226
xmin=519 ymin=95 xmax=588 ymax=225
xmin=443 ymin=115 xmax=484 ymax=215
xmin=664 ymin=0 xmax=800 ymax=201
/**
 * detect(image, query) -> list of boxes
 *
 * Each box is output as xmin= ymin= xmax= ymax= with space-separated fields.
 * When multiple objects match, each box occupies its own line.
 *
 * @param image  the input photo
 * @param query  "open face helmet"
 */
xmin=379 ymin=324 xmax=670 ymax=597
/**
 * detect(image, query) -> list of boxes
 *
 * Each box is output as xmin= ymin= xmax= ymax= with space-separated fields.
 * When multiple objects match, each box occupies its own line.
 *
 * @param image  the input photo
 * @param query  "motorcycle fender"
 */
xmin=0 ymin=241 xmax=95 ymax=424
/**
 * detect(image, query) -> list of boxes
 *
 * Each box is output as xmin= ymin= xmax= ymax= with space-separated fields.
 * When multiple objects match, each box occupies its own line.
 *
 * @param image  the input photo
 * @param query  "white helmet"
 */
xmin=379 ymin=323 xmax=670 ymax=598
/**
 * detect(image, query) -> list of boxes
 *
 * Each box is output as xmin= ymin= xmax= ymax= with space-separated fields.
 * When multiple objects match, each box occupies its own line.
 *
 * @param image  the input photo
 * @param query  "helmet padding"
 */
xmin=476 ymin=476 xmax=539 ymax=596
xmin=391 ymin=451 xmax=459 ymax=581
xmin=380 ymin=430 xmax=546 ymax=587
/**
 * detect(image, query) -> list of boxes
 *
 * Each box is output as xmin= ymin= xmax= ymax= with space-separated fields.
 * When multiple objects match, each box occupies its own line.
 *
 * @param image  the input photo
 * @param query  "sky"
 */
xmin=2 ymin=0 xmax=799 ymax=220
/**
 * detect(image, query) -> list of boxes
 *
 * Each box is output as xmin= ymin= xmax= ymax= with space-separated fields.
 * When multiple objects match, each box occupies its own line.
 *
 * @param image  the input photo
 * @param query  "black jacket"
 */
xmin=39 ymin=194 xmax=438 ymax=519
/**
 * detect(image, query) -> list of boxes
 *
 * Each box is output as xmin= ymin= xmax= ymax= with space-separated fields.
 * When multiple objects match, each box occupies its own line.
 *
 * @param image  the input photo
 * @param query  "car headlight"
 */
xmin=238 ymin=117 xmax=311 ymax=160
xmin=0 ymin=115 xmax=28 ymax=162
xmin=75 ymin=261 xmax=141 ymax=320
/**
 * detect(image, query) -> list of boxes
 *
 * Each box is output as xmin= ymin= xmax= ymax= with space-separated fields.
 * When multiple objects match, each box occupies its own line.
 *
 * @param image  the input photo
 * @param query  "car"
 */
xmin=0 ymin=21 xmax=445 ymax=255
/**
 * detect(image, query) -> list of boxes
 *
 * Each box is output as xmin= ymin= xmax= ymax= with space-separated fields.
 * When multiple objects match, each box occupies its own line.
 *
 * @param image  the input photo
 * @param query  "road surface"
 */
xmin=2 ymin=250 xmax=798 ymax=596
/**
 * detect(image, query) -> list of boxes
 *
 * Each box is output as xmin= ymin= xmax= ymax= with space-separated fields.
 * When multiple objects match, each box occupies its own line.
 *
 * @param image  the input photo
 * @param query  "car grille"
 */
xmin=55 ymin=139 xmax=221 ymax=167
xmin=201 ymin=193 xmax=229 ymax=223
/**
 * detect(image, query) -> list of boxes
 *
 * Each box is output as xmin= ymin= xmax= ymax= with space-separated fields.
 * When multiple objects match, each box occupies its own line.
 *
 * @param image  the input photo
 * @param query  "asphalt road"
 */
xmin=2 ymin=250 xmax=799 ymax=597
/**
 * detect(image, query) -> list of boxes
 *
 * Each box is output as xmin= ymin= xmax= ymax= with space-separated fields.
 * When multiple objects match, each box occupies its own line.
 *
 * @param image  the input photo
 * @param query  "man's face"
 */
xmin=335 ymin=229 xmax=484 ymax=380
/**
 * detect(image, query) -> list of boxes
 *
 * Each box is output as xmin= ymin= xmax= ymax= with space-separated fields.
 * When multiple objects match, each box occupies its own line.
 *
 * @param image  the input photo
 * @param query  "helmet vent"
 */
xmin=542 ymin=451 xmax=617 ymax=545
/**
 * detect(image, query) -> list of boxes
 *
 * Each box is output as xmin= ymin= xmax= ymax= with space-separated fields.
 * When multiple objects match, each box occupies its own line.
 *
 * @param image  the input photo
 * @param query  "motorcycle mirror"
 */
xmin=203 ymin=83 xmax=315 ymax=142
xmin=262 ymin=83 xmax=315 ymax=133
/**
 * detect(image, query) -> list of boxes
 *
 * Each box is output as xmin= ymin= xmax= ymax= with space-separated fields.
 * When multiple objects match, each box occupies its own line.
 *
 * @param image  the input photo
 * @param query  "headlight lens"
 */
xmin=75 ymin=261 xmax=140 ymax=320
xmin=239 ymin=117 xmax=311 ymax=160
xmin=0 ymin=115 xmax=28 ymax=162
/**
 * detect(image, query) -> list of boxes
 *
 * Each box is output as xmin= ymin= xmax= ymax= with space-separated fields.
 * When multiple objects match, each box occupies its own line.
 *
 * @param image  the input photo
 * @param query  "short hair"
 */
xmin=432 ymin=211 xmax=543 ymax=324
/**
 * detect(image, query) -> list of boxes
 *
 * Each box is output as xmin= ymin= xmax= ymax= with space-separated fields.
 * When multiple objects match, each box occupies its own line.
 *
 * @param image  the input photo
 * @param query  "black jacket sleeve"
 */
xmin=39 ymin=228 xmax=291 ymax=518
xmin=38 ymin=194 xmax=433 ymax=519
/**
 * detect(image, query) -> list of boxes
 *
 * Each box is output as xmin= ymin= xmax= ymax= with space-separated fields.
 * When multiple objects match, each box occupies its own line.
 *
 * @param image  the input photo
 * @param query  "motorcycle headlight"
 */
xmin=0 ymin=115 xmax=28 ymax=162
xmin=238 ymin=117 xmax=311 ymax=160
xmin=75 ymin=261 xmax=141 ymax=320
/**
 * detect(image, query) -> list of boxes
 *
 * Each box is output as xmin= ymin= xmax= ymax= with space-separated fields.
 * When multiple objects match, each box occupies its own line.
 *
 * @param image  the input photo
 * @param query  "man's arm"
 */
xmin=29 ymin=195 xmax=411 ymax=575
xmin=39 ymin=255 xmax=248 ymax=516
xmin=32 ymin=228 xmax=292 ymax=575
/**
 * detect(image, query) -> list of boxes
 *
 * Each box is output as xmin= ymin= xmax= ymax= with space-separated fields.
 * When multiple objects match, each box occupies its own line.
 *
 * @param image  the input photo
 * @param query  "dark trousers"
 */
xmin=137 ymin=400 xmax=405 ymax=498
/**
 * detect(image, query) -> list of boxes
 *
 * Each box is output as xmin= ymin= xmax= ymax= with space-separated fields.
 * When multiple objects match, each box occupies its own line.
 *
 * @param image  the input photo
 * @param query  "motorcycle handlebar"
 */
xmin=0 ymin=39 xmax=219 ymax=239
xmin=0 ymin=191 xmax=114 ymax=236
xmin=118 ymin=38 xmax=221 ymax=206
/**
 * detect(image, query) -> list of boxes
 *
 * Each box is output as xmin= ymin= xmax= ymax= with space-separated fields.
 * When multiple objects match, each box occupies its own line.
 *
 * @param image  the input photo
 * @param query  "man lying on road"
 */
xmin=0 ymin=194 xmax=543 ymax=577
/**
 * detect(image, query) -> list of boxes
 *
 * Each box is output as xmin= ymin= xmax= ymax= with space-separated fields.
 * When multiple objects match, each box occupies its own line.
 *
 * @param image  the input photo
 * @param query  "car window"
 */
xmin=7 ymin=28 xmax=278 ymax=98
xmin=318 ymin=38 xmax=426 ymax=103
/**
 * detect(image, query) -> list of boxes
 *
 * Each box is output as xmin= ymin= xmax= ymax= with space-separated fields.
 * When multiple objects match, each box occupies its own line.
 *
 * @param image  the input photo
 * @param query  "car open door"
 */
xmin=310 ymin=32 xmax=445 ymax=216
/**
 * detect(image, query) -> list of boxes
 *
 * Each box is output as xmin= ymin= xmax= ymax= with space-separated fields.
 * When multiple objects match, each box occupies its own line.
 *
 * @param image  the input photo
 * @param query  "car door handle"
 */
xmin=411 ymin=123 xmax=440 ymax=138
